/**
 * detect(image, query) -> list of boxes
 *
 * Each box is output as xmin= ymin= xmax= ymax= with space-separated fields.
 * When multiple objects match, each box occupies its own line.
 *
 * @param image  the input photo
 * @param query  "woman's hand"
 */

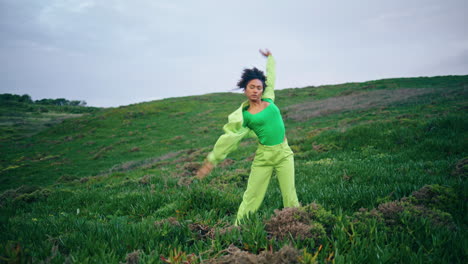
xmin=195 ymin=161 xmax=214 ymax=180
xmin=259 ymin=49 xmax=272 ymax=57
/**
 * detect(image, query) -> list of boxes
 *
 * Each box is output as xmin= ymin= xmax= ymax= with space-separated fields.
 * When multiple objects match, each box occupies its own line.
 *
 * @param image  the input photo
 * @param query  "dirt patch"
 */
xmin=285 ymin=88 xmax=437 ymax=121
xmin=100 ymin=150 xmax=185 ymax=176
xmin=206 ymin=244 xmax=301 ymax=264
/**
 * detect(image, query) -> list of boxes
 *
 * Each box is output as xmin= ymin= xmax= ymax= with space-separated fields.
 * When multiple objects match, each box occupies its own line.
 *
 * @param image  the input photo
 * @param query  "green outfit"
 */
xmin=242 ymin=98 xmax=285 ymax=146
xmin=206 ymin=55 xmax=300 ymax=225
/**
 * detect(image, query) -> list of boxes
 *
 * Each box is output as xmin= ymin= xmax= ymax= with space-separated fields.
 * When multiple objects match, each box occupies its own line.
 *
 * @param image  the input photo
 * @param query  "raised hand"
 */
xmin=259 ymin=49 xmax=272 ymax=57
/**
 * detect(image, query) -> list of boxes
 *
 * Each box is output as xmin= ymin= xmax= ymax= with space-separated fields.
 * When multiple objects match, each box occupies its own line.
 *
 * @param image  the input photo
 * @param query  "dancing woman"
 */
xmin=196 ymin=49 xmax=300 ymax=225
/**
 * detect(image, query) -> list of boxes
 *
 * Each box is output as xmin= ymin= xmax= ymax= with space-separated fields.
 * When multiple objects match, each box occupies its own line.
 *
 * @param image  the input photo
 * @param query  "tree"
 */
xmin=19 ymin=94 xmax=33 ymax=103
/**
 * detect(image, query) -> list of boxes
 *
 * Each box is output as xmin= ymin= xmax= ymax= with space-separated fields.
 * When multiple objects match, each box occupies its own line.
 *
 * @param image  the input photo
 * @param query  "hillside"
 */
xmin=0 ymin=75 xmax=467 ymax=263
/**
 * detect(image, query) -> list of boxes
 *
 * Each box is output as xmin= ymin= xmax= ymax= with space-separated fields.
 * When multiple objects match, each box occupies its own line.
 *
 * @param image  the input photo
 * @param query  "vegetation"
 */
xmin=0 ymin=75 xmax=467 ymax=263
xmin=0 ymin=94 xmax=100 ymax=142
xmin=1 ymin=93 xmax=88 ymax=106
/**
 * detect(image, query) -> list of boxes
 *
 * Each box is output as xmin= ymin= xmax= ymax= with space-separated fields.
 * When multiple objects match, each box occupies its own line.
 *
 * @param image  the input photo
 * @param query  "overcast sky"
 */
xmin=1 ymin=0 xmax=467 ymax=107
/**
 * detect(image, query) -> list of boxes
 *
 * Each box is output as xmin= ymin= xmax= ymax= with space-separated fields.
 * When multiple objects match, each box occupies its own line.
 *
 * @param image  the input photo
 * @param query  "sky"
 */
xmin=1 ymin=0 xmax=467 ymax=108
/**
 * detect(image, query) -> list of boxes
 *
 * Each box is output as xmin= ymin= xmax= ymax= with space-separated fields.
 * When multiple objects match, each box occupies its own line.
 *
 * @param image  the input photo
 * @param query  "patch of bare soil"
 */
xmin=206 ymin=244 xmax=301 ymax=264
xmin=285 ymin=88 xmax=437 ymax=121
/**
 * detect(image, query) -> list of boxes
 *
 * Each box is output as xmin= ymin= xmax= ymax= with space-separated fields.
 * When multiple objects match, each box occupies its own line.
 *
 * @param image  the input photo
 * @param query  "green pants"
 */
xmin=235 ymin=140 xmax=300 ymax=225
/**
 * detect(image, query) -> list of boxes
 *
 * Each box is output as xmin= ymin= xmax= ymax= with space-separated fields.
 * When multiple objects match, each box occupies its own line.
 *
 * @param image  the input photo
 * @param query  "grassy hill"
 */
xmin=0 ymin=75 xmax=467 ymax=263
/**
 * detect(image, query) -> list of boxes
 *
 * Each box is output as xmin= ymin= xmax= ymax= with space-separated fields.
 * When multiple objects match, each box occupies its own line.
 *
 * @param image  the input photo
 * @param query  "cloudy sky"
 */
xmin=1 ymin=0 xmax=467 ymax=107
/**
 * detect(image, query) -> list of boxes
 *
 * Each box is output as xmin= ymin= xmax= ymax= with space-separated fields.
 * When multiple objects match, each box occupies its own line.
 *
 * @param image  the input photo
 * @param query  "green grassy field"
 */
xmin=1 ymin=75 xmax=467 ymax=263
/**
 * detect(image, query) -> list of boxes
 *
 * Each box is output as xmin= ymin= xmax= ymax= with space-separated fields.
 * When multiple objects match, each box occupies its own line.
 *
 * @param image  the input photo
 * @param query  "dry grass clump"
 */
xmin=206 ymin=244 xmax=301 ymax=264
xmin=353 ymin=184 xmax=457 ymax=229
xmin=176 ymin=162 xmax=202 ymax=177
xmin=159 ymin=136 xmax=183 ymax=145
xmin=219 ymin=158 xmax=235 ymax=167
xmin=377 ymin=201 xmax=405 ymax=225
xmin=123 ymin=250 xmax=140 ymax=264
xmin=302 ymin=203 xmax=338 ymax=233
xmin=154 ymin=217 xmax=181 ymax=228
xmin=265 ymin=208 xmax=310 ymax=239
xmin=452 ymin=157 xmax=467 ymax=178
xmin=170 ymin=111 xmax=186 ymax=117
xmin=84 ymin=141 xmax=95 ymax=145
xmin=0 ymin=185 xmax=38 ymax=204
xmin=210 ymin=169 xmax=249 ymax=188
xmin=16 ymin=188 xmax=52 ymax=203
xmin=188 ymin=222 xmax=240 ymax=240
xmin=91 ymin=146 xmax=113 ymax=160
xmin=189 ymin=222 xmax=214 ymax=240
xmin=129 ymin=146 xmax=140 ymax=152
xmin=55 ymin=174 xmax=80 ymax=183
xmin=311 ymin=143 xmax=335 ymax=153
xmin=404 ymin=184 xmax=457 ymax=214
xmin=79 ymin=177 xmax=89 ymax=183
xmin=352 ymin=207 xmax=383 ymax=226
xmin=177 ymin=177 xmax=194 ymax=187
xmin=173 ymin=148 xmax=208 ymax=163
xmin=0 ymin=185 xmax=53 ymax=205
xmin=307 ymin=127 xmax=332 ymax=139
xmin=138 ymin=175 xmax=151 ymax=185
xmin=265 ymin=204 xmax=336 ymax=242
xmin=173 ymin=161 xmax=202 ymax=186
xmin=215 ymin=226 xmax=241 ymax=237
xmin=404 ymin=205 xmax=455 ymax=228
xmin=410 ymin=185 xmax=441 ymax=203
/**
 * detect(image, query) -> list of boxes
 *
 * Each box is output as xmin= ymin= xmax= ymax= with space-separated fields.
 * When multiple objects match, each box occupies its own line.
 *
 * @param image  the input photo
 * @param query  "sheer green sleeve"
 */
xmin=206 ymin=110 xmax=251 ymax=166
xmin=262 ymin=55 xmax=276 ymax=101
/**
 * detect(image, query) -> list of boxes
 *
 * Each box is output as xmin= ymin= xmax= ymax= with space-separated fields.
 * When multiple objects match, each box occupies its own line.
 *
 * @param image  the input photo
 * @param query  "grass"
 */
xmin=0 ymin=75 xmax=467 ymax=263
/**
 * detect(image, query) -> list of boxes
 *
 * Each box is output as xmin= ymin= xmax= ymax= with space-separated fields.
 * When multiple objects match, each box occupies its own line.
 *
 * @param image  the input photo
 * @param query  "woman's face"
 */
xmin=244 ymin=79 xmax=263 ymax=101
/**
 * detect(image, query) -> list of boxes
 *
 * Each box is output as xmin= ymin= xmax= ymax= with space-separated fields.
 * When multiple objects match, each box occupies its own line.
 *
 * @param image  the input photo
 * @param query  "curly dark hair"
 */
xmin=236 ymin=67 xmax=266 ymax=90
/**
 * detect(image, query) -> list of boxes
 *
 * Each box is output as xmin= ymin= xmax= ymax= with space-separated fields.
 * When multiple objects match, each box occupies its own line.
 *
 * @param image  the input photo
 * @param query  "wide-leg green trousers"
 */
xmin=235 ymin=140 xmax=300 ymax=225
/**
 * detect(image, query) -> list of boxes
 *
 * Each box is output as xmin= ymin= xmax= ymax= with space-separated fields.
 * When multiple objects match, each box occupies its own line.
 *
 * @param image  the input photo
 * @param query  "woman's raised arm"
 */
xmin=259 ymin=49 xmax=276 ymax=101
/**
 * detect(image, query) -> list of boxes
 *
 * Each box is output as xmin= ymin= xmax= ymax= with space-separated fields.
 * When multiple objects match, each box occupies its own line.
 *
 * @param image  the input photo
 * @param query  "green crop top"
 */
xmin=242 ymin=98 xmax=285 ymax=146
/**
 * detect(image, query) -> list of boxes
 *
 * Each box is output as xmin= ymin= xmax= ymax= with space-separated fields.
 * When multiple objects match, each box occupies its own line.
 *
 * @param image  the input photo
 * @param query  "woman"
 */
xmin=196 ymin=49 xmax=300 ymax=225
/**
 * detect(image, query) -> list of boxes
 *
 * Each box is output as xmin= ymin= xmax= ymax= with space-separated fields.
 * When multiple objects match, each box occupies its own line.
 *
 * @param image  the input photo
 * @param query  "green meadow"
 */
xmin=1 ymin=75 xmax=467 ymax=263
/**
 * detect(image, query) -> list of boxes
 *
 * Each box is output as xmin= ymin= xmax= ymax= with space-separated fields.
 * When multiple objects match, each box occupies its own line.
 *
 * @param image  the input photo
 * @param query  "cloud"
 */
xmin=0 ymin=0 xmax=467 ymax=107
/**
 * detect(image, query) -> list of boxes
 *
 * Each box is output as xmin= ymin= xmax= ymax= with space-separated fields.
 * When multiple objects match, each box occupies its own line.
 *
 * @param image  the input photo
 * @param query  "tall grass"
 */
xmin=0 ymin=75 xmax=467 ymax=263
